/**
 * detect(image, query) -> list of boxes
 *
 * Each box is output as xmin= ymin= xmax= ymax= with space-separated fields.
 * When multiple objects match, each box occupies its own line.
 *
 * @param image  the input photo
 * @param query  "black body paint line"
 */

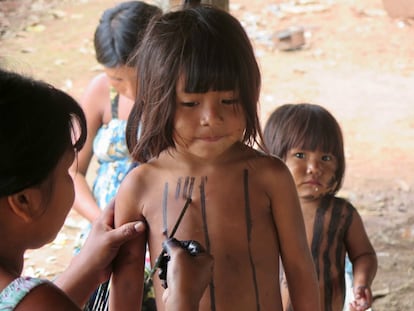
xmin=199 ymin=176 xmax=216 ymax=311
xmin=334 ymin=199 xmax=354 ymax=301
xmin=181 ymin=176 xmax=195 ymax=199
xmin=183 ymin=176 xmax=189 ymax=199
xmin=311 ymin=198 xmax=328 ymax=277
xmin=188 ymin=177 xmax=195 ymax=198
xmin=162 ymin=182 xmax=168 ymax=236
xmin=175 ymin=177 xmax=182 ymax=200
xmin=323 ymin=198 xmax=342 ymax=311
xmin=243 ymin=169 xmax=261 ymax=311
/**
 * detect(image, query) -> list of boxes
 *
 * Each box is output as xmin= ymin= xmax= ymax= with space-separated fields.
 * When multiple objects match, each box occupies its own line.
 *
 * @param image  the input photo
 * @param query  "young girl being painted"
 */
xmin=109 ymin=5 xmax=320 ymax=311
xmin=263 ymin=103 xmax=377 ymax=311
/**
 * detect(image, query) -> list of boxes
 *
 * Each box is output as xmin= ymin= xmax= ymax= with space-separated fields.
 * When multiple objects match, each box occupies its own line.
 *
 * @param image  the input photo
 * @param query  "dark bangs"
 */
xmin=0 ymin=70 xmax=87 ymax=196
xmin=181 ymin=26 xmax=240 ymax=93
xmin=180 ymin=6 xmax=262 ymax=145
xmin=264 ymin=103 xmax=345 ymax=193
xmin=291 ymin=111 xmax=342 ymax=157
xmin=291 ymin=106 xmax=345 ymax=192
xmin=127 ymin=5 xmax=263 ymax=162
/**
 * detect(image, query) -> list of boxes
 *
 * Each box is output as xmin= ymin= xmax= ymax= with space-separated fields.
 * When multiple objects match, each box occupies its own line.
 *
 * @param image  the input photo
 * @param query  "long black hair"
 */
xmin=94 ymin=1 xmax=161 ymax=68
xmin=127 ymin=5 xmax=263 ymax=162
xmin=0 ymin=69 xmax=87 ymax=196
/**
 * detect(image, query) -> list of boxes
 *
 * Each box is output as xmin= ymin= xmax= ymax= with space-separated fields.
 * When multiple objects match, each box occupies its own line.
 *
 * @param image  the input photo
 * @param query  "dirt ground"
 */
xmin=1 ymin=0 xmax=413 ymax=310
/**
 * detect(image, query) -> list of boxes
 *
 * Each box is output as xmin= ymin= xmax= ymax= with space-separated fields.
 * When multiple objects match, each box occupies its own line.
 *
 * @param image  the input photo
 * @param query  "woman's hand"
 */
xmin=162 ymin=238 xmax=214 ymax=311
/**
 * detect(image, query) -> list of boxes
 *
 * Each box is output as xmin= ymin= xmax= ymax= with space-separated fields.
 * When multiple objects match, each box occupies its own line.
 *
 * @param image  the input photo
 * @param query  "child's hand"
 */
xmin=349 ymin=285 xmax=373 ymax=311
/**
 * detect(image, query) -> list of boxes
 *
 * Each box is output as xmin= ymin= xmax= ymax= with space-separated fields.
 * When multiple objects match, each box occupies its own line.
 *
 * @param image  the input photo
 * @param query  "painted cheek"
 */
xmin=326 ymin=175 xmax=337 ymax=189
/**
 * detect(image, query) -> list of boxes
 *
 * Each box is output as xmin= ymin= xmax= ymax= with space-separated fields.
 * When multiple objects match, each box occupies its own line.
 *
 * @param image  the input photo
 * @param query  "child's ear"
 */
xmin=7 ymin=189 xmax=42 ymax=223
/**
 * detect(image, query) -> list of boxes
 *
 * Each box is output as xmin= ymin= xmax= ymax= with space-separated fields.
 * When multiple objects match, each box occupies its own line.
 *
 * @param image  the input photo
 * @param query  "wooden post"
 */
xmin=156 ymin=0 xmax=229 ymax=12
xmin=201 ymin=0 xmax=229 ymax=11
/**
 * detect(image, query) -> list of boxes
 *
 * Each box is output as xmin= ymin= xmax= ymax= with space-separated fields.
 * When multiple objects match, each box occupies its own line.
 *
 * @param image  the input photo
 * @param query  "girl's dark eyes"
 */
xmin=222 ymin=98 xmax=239 ymax=105
xmin=181 ymin=101 xmax=197 ymax=107
xmin=293 ymin=152 xmax=333 ymax=161
xmin=180 ymin=98 xmax=239 ymax=107
xmin=294 ymin=152 xmax=305 ymax=159
xmin=322 ymin=155 xmax=332 ymax=161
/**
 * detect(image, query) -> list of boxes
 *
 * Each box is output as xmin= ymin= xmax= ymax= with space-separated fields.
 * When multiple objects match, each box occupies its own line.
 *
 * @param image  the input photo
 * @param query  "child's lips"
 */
xmin=304 ymin=180 xmax=322 ymax=186
xmin=199 ymin=136 xmax=223 ymax=142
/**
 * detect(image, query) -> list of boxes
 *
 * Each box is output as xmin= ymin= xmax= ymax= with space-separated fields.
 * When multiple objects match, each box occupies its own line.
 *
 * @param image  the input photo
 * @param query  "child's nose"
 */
xmin=306 ymin=159 xmax=322 ymax=175
xmin=200 ymin=104 xmax=223 ymax=126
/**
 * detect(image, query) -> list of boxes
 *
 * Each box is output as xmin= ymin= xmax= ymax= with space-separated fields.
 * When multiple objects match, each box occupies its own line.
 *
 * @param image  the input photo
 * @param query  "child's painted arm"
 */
xmin=346 ymin=210 xmax=377 ymax=311
xmin=109 ymin=236 xmax=146 ymax=311
xmin=55 ymin=201 xmax=146 ymax=307
xmin=109 ymin=173 xmax=147 ymax=311
xmin=352 ymin=251 xmax=377 ymax=292
xmin=271 ymin=163 xmax=321 ymax=311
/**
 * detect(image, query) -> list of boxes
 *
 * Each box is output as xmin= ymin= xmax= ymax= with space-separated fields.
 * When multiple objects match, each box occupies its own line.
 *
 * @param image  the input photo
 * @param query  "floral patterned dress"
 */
xmin=92 ymin=90 xmax=135 ymax=209
xmin=75 ymin=90 xmax=136 ymax=252
xmin=0 ymin=277 xmax=48 ymax=310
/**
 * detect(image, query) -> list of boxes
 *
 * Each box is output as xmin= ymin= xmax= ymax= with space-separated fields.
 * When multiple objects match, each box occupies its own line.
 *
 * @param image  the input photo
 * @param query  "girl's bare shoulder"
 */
xmin=80 ymin=73 xmax=110 ymax=120
xmin=247 ymin=149 xmax=290 ymax=174
xmin=117 ymin=160 xmax=169 ymax=197
xmin=243 ymin=150 xmax=296 ymax=194
xmin=87 ymin=73 xmax=109 ymax=92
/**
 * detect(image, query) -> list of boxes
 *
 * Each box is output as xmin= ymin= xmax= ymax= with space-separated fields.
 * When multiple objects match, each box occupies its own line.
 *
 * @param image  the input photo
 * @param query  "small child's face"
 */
xmin=173 ymin=79 xmax=246 ymax=160
xmin=285 ymin=148 xmax=338 ymax=201
xmin=104 ymin=66 xmax=137 ymax=101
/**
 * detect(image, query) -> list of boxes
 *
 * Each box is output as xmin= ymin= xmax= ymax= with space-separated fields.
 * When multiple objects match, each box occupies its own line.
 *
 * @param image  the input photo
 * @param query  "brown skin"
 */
xmin=0 ymin=150 xmax=146 ymax=310
xmin=296 ymin=197 xmax=376 ymax=311
xmin=2 ymin=215 xmax=209 ymax=311
xmin=70 ymin=71 xmax=134 ymax=222
xmin=0 ymin=151 xmax=80 ymax=311
xmin=110 ymin=142 xmax=320 ymax=311
xmin=281 ymin=148 xmax=377 ymax=311
xmin=162 ymin=238 xmax=214 ymax=311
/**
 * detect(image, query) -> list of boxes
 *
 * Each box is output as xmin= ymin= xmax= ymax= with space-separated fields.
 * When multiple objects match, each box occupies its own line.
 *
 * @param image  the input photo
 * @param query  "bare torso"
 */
xmin=111 ymin=143 xmax=307 ymax=311
xmin=142 ymin=148 xmax=282 ymax=311
xmin=281 ymin=195 xmax=354 ymax=311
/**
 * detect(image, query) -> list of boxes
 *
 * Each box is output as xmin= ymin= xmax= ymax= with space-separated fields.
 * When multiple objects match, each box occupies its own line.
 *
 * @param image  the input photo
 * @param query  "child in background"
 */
xmin=263 ymin=103 xmax=377 ymax=311
xmin=110 ymin=5 xmax=320 ymax=311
